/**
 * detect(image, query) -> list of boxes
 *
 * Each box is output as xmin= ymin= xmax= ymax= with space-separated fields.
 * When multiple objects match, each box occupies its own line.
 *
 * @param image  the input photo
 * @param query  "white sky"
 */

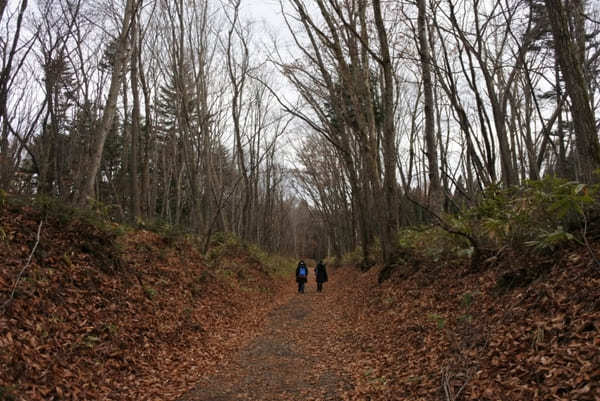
xmin=243 ymin=0 xmax=286 ymax=33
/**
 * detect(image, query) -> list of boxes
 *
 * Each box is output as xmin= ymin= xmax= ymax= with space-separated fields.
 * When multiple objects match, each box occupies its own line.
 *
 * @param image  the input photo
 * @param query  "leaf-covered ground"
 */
xmin=179 ymin=248 xmax=599 ymax=401
xmin=178 ymin=284 xmax=352 ymax=401
xmin=329 ymin=254 xmax=600 ymax=400
xmin=0 ymin=202 xmax=289 ymax=400
xmin=1 ymin=199 xmax=599 ymax=400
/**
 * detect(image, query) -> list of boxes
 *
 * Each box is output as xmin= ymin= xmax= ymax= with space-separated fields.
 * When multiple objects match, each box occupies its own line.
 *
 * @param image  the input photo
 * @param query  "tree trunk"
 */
xmin=139 ymin=45 xmax=153 ymax=218
xmin=129 ymin=12 xmax=141 ymax=220
xmin=77 ymin=0 xmax=137 ymax=206
xmin=418 ymin=0 xmax=442 ymax=213
xmin=544 ymin=0 xmax=600 ymax=182
xmin=373 ymin=0 xmax=398 ymax=266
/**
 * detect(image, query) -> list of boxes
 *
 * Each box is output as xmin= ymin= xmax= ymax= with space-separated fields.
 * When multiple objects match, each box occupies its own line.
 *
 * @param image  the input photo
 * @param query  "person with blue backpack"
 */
xmin=296 ymin=260 xmax=308 ymax=293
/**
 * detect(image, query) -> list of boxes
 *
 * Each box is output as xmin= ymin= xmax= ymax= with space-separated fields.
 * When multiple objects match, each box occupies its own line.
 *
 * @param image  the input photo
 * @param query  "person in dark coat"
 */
xmin=295 ymin=260 xmax=308 ymax=293
xmin=314 ymin=260 xmax=328 ymax=292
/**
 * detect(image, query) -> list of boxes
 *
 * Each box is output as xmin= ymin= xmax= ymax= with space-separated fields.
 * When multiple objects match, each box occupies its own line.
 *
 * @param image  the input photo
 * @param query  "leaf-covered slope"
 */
xmin=0 ymin=200 xmax=287 ymax=401
xmin=332 ymin=248 xmax=600 ymax=400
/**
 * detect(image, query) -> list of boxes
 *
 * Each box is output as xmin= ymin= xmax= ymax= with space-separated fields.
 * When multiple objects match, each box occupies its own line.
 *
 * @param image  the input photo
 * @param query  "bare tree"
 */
xmin=544 ymin=0 xmax=600 ymax=182
xmin=129 ymin=8 xmax=142 ymax=219
xmin=77 ymin=0 xmax=140 ymax=205
xmin=225 ymin=0 xmax=252 ymax=239
xmin=0 ymin=0 xmax=36 ymax=190
xmin=417 ymin=0 xmax=442 ymax=212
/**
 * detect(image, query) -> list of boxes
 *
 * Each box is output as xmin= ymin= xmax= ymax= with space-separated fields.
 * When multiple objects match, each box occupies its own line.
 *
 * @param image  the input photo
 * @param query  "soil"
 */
xmin=178 ymin=277 xmax=352 ymax=401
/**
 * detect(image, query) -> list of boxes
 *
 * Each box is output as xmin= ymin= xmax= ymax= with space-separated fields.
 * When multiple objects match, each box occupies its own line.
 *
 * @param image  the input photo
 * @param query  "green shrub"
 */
xmin=381 ymin=177 xmax=599 ymax=280
xmin=341 ymin=247 xmax=363 ymax=266
xmin=368 ymin=238 xmax=383 ymax=265
xmin=204 ymin=232 xmax=295 ymax=281
xmin=457 ymin=177 xmax=598 ymax=254
xmin=144 ymin=218 xmax=192 ymax=246
xmin=392 ymin=226 xmax=471 ymax=266
xmin=32 ymin=195 xmax=130 ymax=238
xmin=525 ymin=226 xmax=578 ymax=251
xmin=252 ymin=251 xmax=296 ymax=277
xmin=205 ymin=232 xmax=245 ymax=266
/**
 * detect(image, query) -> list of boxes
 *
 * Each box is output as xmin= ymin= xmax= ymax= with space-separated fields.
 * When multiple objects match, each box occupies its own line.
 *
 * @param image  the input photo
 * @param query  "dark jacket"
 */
xmin=314 ymin=262 xmax=328 ymax=283
xmin=296 ymin=262 xmax=308 ymax=283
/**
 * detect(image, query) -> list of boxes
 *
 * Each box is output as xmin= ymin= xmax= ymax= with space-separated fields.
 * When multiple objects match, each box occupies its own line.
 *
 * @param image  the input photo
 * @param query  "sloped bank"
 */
xmin=0 ymin=196 xmax=292 ymax=400
xmin=331 ymin=248 xmax=599 ymax=400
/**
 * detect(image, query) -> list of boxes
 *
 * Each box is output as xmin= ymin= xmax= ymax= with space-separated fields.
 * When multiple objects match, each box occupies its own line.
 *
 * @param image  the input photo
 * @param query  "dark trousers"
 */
xmin=317 ymin=282 xmax=323 ymax=292
xmin=298 ymin=281 xmax=305 ymax=293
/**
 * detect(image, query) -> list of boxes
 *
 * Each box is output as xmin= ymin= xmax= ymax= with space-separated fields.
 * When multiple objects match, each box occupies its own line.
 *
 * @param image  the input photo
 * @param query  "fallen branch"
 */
xmin=442 ymin=365 xmax=472 ymax=401
xmin=1 ymin=219 xmax=43 ymax=312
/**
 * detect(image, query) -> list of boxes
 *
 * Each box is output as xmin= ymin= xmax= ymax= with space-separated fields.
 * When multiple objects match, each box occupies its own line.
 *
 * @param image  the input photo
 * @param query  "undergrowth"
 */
xmin=453 ymin=177 xmax=598 ymax=253
xmin=29 ymin=195 xmax=129 ymax=237
xmin=2 ymin=193 xmax=292 ymax=282
xmin=372 ymin=177 xmax=600 ymax=281
xmin=206 ymin=232 xmax=296 ymax=278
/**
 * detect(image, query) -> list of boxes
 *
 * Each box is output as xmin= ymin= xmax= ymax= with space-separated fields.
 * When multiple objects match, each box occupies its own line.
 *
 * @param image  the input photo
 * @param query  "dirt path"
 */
xmin=177 ymin=273 xmax=354 ymax=401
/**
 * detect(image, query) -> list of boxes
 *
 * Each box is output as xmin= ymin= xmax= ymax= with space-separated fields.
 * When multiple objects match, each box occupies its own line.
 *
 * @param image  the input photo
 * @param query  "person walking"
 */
xmin=314 ymin=260 xmax=328 ymax=292
xmin=296 ymin=260 xmax=308 ymax=293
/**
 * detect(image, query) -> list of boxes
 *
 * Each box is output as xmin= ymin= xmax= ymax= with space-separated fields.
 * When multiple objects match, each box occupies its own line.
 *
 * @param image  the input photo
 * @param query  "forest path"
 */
xmin=177 ymin=271 xmax=354 ymax=401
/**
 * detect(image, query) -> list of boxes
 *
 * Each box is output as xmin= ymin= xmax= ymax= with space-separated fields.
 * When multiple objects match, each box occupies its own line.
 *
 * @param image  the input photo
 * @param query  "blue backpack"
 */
xmin=298 ymin=266 xmax=307 ymax=278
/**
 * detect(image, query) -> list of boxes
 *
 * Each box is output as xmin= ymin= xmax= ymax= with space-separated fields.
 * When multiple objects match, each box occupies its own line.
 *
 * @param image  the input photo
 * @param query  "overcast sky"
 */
xmin=243 ymin=0 xmax=286 ymax=33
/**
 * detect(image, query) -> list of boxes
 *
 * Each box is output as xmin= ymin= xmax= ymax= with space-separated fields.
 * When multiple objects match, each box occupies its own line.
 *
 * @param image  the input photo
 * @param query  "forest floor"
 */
xmin=178 ymin=279 xmax=353 ymax=401
xmin=0 ymin=198 xmax=295 ymax=401
xmin=1 ymin=196 xmax=599 ymax=400
xmin=180 ymin=253 xmax=600 ymax=401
